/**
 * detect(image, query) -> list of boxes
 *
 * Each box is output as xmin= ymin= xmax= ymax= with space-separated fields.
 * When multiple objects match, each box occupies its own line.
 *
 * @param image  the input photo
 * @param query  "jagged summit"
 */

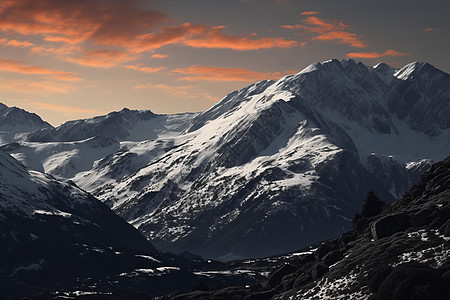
xmin=22 ymin=107 xmax=194 ymax=142
xmin=0 ymin=102 xmax=53 ymax=145
xmin=0 ymin=102 xmax=52 ymax=133
xmin=394 ymin=61 xmax=437 ymax=80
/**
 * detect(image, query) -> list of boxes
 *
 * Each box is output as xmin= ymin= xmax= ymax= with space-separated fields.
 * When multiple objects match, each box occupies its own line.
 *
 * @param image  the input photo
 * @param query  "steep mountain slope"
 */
xmin=57 ymin=59 xmax=447 ymax=260
xmin=2 ymin=136 xmax=120 ymax=177
xmin=3 ymin=59 xmax=449 ymax=260
xmin=0 ymin=149 xmax=199 ymax=298
xmin=0 ymin=103 xmax=52 ymax=145
xmin=164 ymin=155 xmax=450 ymax=300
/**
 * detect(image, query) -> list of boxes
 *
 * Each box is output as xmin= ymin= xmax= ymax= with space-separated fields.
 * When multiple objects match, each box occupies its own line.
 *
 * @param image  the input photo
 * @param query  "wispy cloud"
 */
xmin=125 ymin=65 xmax=167 ymax=73
xmin=151 ymin=54 xmax=169 ymax=59
xmin=0 ymin=78 xmax=75 ymax=94
xmin=183 ymin=25 xmax=298 ymax=50
xmin=67 ymin=50 xmax=138 ymax=68
xmin=282 ymin=15 xmax=367 ymax=48
xmin=173 ymin=66 xmax=272 ymax=82
xmin=346 ymin=49 xmax=411 ymax=59
xmin=0 ymin=58 xmax=82 ymax=81
xmin=173 ymin=65 xmax=296 ymax=82
xmin=0 ymin=38 xmax=33 ymax=48
xmin=30 ymin=44 xmax=80 ymax=57
xmin=300 ymin=11 xmax=319 ymax=15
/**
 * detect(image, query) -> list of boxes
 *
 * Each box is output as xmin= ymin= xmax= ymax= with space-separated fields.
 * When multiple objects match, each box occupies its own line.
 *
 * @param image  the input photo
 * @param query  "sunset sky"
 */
xmin=0 ymin=0 xmax=449 ymax=125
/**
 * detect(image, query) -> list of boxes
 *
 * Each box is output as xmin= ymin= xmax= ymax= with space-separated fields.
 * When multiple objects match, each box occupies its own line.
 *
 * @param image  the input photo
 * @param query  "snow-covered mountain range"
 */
xmin=3 ymin=59 xmax=450 ymax=260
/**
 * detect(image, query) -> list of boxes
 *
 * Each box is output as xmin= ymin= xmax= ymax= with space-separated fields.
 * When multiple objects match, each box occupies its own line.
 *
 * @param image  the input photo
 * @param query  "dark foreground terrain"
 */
xmin=163 ymin=156 xmax=450 ymax=300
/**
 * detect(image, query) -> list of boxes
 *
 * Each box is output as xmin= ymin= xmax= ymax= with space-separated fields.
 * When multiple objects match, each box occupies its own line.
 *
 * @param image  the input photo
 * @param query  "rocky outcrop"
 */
xmin=371 ymin=212 xmax=411 ymax=240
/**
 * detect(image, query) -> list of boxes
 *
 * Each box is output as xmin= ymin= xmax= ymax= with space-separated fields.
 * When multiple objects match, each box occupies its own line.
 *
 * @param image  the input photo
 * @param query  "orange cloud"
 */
xmin=0 ymin=58 xmax=82 ymax=81
xmin=0 ymin=78 xmax=75 ymax=94
xmin=0 ymin=38 xmax=33 ymax=48
xmin=125 ymin=65 xmax=166 ymax=73
xmin=312 ymin=31 xmax=367 ymax=48
xmin=129 ymin=23 xmax=202 ymax=52
xmin=282 ymin=16 xmax=367 ymax=48
xmin=281 ymin=24 xmax=304 ymax=30
xmin=302 ymin=16 xmax=348 ymax=33
xmin=183 ymin=26 xmax=298 ymax=50
xmin=67 ymin=50 xmax=138 ymax=68
xmin=30 ymin=44 xmax=80 ymax=56
xmin=152 ymin=54 xmax=169 ymax=59
xmin=300 ymin=11 xmax=319 ymax=15
xmin=29 ymin=101 xmax=100 ymax=114
xmin=346 ymin=49 xmax=411 ymax=59
xmin=0 ymin=0 xmax=166 ymax=46
xmin=129 ymin=23 xmax=299 ymax=53
xmin=173 ymin=66 xmax=296 ymax=82
xmin=424 ymin=28 xmax=435 ymax=31
xmin=0 ymin=1 xmax=298 ymax=56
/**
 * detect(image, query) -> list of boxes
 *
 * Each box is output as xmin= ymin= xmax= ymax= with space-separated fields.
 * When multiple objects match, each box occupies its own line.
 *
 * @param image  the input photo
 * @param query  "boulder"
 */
xmin=338 ymin=232 xmax=356 ymax=251
xmin=315 ymin=239 xmax=339 ymax=260
xmin=294 ymin=271 xmax=312 ymax=288
xmin=322 ymin=250 xmax=343 ymax=266
xmin=266 ymin=263 xmax=298 ymax=288
xmin=311 ymin=262 xmax=329 ymax=280
xmin=281 ymin=273 xmax=296 ymax=291
xmin=410 ymin=206 xmax=437 ymax=227
xmin=371 ymin=213 xmax=411 ymax=240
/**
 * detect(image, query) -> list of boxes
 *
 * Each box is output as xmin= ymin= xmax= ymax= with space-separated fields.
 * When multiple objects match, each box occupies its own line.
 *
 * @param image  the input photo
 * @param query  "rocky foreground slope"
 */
xmin=164 ymin=155 xmax=450 ymax=299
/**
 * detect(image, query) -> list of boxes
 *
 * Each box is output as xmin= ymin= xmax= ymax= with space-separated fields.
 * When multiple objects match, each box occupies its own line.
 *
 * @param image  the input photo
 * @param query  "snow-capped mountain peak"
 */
xmin=0 ymin=103 xmax=52 ymax=145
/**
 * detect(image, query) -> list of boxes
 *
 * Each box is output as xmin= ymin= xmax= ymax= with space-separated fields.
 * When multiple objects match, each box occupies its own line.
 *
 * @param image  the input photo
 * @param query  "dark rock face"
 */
xmin=322 ymin=250 xmax=343 ymax=266
xmin=311 ymin=262 xmax=329 ymax=280
xmin=267 ymin=263 xmax=298 ymax=288
xmin=387 ymin=62 xmax=450 ymax=136
xmin=371 ymin=213 xmax=411 ymax=240
xmin=366 ymin=154 xmax=411 ymax=198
